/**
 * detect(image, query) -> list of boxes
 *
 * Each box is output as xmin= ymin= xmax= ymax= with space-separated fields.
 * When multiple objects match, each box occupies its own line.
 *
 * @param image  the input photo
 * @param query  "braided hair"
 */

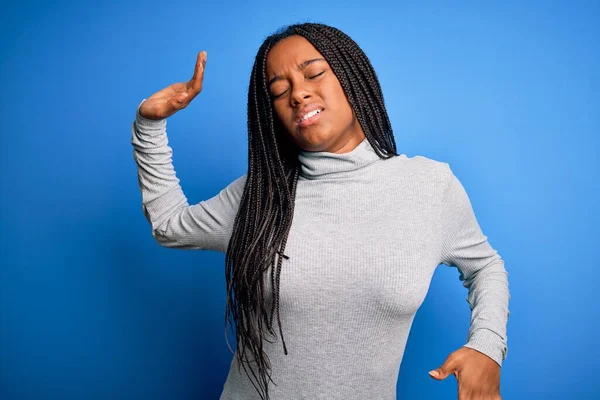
xmin=224 ymin=22 xmax=398 ymax=399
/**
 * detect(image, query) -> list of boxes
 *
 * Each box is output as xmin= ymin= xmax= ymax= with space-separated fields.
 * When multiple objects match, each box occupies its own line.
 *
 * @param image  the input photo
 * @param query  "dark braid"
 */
xmin=224 ymin=22 xmax=398 ymax=399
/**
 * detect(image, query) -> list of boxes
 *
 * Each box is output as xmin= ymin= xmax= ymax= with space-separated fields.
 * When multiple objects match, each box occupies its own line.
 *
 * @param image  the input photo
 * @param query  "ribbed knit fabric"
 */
xmin=131 ymin=100 xmax=510 ymax=400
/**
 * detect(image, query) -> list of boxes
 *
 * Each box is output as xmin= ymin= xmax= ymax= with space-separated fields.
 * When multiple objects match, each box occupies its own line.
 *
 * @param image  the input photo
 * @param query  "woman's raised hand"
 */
xmin=139 ymin=51 xmax=207 ymax=120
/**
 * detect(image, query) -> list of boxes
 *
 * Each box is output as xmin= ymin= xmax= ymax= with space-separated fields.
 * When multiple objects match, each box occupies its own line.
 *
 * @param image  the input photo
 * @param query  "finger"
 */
xmin=174 ymin=91 xmax=189 ymax=103
xmin=162 ymin=93 xmax=188 ymax=116
xmin=188 ymin=50 xmax=206 ymax=94
xmin=189 ymin=51 xmax=203 ymax=84
xmin=429 ymin=367 xmax=450 ymax=380
xmin=429 ymin=355 xmax=459 ymax=380
xmin=458 ymin=388 xmax=470 ymax=400
xmin=457 ymin=378 xmax=470 ymax=400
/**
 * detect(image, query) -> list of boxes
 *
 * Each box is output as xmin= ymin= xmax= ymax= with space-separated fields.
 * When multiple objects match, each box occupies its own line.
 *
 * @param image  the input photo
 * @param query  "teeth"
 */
xmin=301 ymin=109 xmax=320 ymax=121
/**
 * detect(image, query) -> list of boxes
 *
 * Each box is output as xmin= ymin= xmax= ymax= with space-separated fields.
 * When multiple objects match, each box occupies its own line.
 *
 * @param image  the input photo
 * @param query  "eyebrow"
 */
xmin=267 ymin=58 xmax=326 ymax=88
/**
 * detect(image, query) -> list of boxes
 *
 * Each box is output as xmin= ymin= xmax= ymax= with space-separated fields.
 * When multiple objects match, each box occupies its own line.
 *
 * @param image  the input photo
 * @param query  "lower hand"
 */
xmin=428 ymin=346 xmax=502 ymax=400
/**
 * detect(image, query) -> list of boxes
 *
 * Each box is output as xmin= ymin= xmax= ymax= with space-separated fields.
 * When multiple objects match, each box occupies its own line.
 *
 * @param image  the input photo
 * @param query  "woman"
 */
xmin=131 ymin=23 xmax=509 ymax=400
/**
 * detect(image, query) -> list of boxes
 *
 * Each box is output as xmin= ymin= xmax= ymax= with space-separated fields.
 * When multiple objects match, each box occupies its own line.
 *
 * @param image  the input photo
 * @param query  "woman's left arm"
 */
xmin=429 ymin=164 xmax=510 ymax=399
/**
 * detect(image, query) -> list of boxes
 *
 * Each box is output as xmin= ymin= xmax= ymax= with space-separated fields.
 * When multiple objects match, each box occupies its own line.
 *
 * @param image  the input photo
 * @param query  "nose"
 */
xmin=289 ymin=82 xmax=311 ymax=107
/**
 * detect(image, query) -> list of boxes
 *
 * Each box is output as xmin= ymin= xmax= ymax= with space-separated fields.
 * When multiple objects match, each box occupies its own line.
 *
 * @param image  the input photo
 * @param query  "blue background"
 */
xmin=1 ymin=0 xmax=598 ymax=399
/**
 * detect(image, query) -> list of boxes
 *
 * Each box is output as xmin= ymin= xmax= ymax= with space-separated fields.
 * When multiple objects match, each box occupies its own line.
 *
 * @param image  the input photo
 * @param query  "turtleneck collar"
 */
xmin=297 ymin=138 xmax=382 ymax=180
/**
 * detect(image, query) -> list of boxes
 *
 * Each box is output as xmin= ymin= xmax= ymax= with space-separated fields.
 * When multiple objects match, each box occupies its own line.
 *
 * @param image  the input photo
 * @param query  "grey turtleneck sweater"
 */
xmin=131 ymin=100 xmax=509 ymax=400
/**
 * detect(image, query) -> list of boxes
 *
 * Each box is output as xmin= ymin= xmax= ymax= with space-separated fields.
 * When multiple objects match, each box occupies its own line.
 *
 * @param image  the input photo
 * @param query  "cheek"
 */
xmin=325 ymin=84 xmax=353 ymax=118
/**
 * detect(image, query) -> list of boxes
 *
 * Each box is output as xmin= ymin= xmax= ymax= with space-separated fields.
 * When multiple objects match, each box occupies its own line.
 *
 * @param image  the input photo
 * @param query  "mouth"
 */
xmin=295 ymin=108 xmax=324 ymax=128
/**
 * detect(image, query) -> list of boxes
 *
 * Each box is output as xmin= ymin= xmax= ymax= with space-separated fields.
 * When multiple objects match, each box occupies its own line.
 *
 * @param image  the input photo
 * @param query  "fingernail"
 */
xmin=428 ymin=370 xmax=439 ymax=377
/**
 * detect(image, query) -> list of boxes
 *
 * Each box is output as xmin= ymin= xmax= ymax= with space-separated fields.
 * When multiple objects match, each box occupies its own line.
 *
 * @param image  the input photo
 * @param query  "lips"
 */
xmin=294 ymin=104 xmax=324 ymax=128
xmin=295 ymin=104 xmax=325 ymax=125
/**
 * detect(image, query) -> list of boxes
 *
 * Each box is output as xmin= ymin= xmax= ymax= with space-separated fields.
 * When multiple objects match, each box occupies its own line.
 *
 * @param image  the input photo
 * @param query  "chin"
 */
xmin=295 ymin=132 xmax=333 ymax=152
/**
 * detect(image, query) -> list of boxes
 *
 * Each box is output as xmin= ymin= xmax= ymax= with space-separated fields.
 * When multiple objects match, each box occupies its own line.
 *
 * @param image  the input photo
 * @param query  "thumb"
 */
xmin=177 ymin=92 xmax=189 ymax=102
xmin=429 ymin=359 xmax=455 ymax=380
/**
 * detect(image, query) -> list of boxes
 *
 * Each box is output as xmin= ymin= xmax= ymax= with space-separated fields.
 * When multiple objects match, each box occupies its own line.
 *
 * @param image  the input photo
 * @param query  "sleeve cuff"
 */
xmin=134 ymin=99 xmax=166 ymax=133
xmin=463 ymin=328 xmax=507 ymax=367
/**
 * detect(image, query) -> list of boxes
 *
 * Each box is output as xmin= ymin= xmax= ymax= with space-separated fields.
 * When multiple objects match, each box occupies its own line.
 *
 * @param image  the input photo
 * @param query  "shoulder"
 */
xmin=386 ymin=153 xmax=452 ymax=187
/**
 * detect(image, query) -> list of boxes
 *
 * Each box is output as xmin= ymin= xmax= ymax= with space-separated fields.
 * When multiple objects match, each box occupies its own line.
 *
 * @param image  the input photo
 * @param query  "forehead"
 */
xmin=266 ymin=35 xmax=324 ymax=78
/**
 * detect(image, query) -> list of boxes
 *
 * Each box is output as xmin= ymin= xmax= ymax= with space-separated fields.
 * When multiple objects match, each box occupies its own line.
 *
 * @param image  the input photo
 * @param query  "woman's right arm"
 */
xmin=131 ymin=51 xmax=246 ymax=252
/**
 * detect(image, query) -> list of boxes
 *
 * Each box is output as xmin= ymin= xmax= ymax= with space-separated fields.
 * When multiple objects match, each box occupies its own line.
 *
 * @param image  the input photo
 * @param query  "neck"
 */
xmin=297 ymin=137 xmax=382 ymax=180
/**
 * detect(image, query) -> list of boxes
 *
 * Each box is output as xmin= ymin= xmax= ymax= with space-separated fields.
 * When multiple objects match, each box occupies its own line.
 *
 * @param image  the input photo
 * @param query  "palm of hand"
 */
xmin=139 ymin=51 xmax=207 ymax=120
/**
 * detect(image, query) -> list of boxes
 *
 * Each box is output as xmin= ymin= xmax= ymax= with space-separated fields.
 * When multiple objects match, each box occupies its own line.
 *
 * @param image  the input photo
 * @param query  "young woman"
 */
xmin=131 ymin=23 xmax=509 ymax=400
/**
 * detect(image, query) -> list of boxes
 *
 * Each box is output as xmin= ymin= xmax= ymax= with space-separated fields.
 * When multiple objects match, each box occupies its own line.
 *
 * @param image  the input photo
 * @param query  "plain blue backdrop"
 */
xmin=1 ymin=0 xmax=598 ymax=399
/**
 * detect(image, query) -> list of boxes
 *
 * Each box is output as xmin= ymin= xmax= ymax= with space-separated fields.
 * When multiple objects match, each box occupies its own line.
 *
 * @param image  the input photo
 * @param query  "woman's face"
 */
xmin=265 ymin=35 xmax=365 ymax=153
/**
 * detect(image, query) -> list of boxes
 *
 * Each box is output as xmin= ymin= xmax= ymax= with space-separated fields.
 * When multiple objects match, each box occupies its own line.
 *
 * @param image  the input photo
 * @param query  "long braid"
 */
xmin=224 ymin=22 xmax=398 ymax=399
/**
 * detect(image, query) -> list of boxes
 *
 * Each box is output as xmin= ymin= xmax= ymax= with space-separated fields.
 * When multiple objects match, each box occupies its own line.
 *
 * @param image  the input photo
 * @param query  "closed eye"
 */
xmin=272 ymin=89 xmax=288 ymax=99
xmin=271 ymin=71 xmax=326 ymax=99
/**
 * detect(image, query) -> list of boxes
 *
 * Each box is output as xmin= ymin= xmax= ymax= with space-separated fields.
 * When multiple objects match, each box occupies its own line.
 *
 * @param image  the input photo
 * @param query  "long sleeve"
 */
xmin=438 ymin=164 xmax=510 ymax=367
xmin=131 ymin=99 xmax=247 ymax=252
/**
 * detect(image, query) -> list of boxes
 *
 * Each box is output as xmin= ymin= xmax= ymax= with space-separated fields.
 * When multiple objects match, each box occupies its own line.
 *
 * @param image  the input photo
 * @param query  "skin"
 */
xmin=138 ymin=51 xmax=207 ymax=120
xmin=139 ymin=45 xmax=503 ymax=400
xmin=265 ymin=35 xmax=366 ymax=154
xmin=429 ymin=346 xmax=502 ymax=400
